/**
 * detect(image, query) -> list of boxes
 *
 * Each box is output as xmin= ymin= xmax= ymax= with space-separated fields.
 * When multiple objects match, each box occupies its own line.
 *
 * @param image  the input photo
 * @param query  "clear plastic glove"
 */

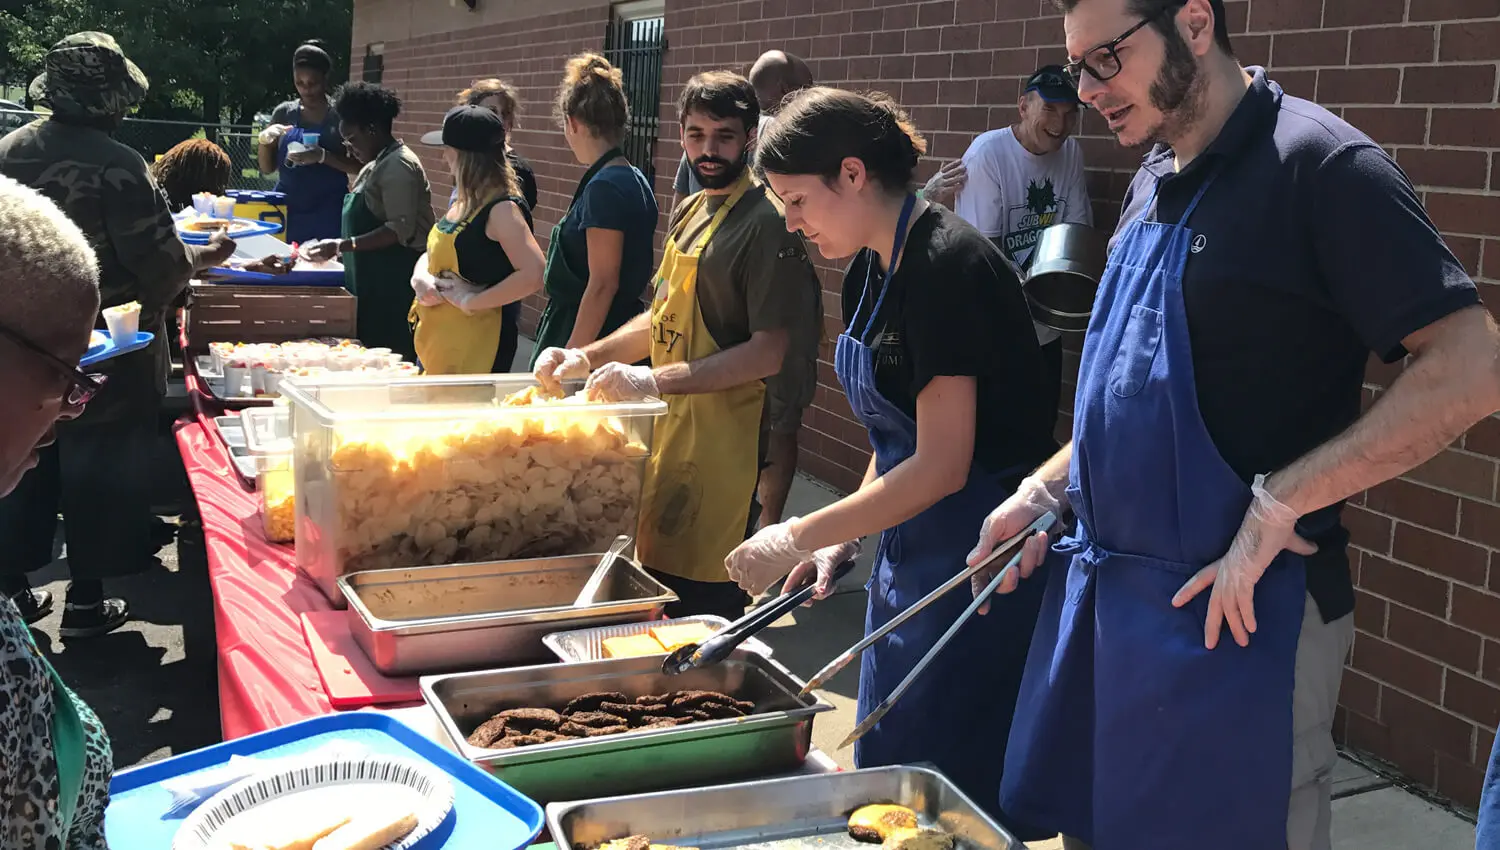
xmin=967 ymin=475 xmax=1061 ymax=615
xmin=922 ymin=160 xmax=968 ymax=205
xmin=258 ymin=123 xmax=292 ymax=145
xmin=435 ymin=275 xmax=487 ymax=315
xmin=1172 ymin=474 xmax=1317 ymax=650
xmin=533 ymin=347 xmax=590 ymax=393
xmin=584 ymin=362 xmax=659 ymax=402
xmin=285 ymin=147 xmax=325 ymax=167
xmin=411 ymin=265 xmax=443 ymax=307
xmin=302 ymin=239 xmax=340 ymax=262
xmin=725 ymin=520 xmax=813 ymax=596
xmin=779 ymin=540 xmax=861 ymax=604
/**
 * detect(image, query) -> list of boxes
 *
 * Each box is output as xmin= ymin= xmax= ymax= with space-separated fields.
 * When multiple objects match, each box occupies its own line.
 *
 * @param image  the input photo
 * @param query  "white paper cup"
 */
xmin=103 ymin=309 xmax=139 ymax=345
xmin=264 ymin=370 xmax=283 ymax=397
xmin=222 ymin=364 xmax=249 ymax=397
xmin=250 ymin=364 xmax=270 ymax=395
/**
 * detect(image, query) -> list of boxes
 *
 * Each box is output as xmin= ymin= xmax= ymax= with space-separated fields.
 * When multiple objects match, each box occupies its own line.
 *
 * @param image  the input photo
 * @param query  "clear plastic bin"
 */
xmin=278 ymin=374 xmax=667 ymax=604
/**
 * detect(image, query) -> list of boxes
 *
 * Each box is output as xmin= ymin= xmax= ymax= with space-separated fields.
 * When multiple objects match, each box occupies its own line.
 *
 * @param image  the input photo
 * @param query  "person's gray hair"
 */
xmin=0 ymin=174 xmax=100 ymax=350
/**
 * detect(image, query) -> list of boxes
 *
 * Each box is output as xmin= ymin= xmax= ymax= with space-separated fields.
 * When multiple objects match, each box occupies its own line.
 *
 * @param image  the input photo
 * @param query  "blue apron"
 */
xmin=1479 ymin=737 xmax=1500 ymax=848
xmin=274 ymin=103 xmax=347 ymax=244
xmin=840 ymin=196 xmax=1048 ymax=838
xmin=998 ymin=170 xmax=1308 ymax=849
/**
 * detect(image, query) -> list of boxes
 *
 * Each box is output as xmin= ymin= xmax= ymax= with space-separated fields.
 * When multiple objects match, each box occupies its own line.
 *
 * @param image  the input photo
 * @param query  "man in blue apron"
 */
xmin=966 ymin=2 xmax=1500 ymax=849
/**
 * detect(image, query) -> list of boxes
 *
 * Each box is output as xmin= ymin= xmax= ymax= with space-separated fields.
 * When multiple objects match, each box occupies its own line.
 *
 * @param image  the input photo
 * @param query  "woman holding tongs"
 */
xmin=723 ymin=88 xmax=1059 ymax=839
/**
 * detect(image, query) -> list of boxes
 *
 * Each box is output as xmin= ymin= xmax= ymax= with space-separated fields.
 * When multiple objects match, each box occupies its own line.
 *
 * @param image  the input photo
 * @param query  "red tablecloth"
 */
xmin=176 ymin=417 xmax=348 ymax=739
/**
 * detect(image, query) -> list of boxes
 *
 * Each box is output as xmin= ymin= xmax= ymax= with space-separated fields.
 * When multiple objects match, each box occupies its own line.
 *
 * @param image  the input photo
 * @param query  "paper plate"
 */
xmin=171 ymin=754 xmax=454 ymax=850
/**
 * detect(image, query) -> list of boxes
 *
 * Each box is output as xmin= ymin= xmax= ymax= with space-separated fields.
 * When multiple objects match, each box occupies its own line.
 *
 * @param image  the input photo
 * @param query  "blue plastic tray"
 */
xmin=175 ymin=215 xmax=283 ymax=244
xmin=105 ymin=712 xmax=545 ymax=850
xmin=206 ymin=264 xmax=346 ymax=286
xmin=81 ymin=330 xmax=153 ymax=367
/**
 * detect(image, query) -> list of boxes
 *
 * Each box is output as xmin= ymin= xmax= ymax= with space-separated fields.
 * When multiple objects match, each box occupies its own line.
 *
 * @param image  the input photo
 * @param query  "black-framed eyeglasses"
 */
xmin=0 ymin=323 xmax=107 ymax=407
xmin=1064 ymin=3 xmax=1184 ymax=85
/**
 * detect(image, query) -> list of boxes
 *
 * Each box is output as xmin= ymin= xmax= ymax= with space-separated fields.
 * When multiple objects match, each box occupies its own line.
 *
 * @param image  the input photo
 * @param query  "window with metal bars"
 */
xmin=362 ymin=44 xmax=385 ymax=83
xmin=604 ymin=11 xmax=665 ymax=183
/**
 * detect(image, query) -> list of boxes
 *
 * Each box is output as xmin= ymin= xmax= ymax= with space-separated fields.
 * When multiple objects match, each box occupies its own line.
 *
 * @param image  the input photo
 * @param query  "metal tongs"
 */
xmin=821 ymin=511 xmax=1059 ymax=750
xmin=662 ymin=558 xmax=859 ymax=675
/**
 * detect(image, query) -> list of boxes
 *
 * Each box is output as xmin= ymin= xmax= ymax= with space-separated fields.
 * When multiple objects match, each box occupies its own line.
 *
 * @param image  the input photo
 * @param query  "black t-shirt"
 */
xmin=842 ymin=205 xmax=1058 ymax=476
xmin=509 ymin=151 xmax=539 ymax=217
xmin=1115 ymin=69 xmax=1479 ymax=622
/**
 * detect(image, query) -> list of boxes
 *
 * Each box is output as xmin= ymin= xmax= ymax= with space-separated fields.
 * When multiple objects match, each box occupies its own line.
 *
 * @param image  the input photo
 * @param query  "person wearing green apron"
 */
xmin=410 ymin=106 xmax=545 ymax=374
xmin=305 ymin=82 xmax=433 ymax=363
xmin=530 ymin=53 xmax=657 ymax=366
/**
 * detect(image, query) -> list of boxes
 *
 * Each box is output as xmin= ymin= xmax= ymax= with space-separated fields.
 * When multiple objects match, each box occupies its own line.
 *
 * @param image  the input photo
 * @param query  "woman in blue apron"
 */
xmin=256 ymin=41 xmax=358 ymax=244
xmin=725 ymin=88 xmax=1058 ymax=839
xmin=967 ymin=160 xmax=1310 ymax=850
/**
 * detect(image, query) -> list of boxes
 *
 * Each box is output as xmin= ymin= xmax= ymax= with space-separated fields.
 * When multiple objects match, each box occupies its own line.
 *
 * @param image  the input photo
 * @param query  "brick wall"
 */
xmin=355 ymin=0 xmax=1500 ymax=809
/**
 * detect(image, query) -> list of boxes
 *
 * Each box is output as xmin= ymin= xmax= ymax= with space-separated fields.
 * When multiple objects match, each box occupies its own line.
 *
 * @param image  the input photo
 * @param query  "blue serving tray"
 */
xmin=81 ymin=330 xmax=153 ymax=367
xmin=105 ymin=712 xmax=545 ymax=850
xmin=206 ymin=263 xmax=346 ymax=287
xmin=175 ymin=215 xmax=283 ymax=244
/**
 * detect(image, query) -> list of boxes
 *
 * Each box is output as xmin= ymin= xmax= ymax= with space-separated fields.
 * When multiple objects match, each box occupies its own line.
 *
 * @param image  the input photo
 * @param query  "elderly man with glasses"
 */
xmin=961 ymin=2 xmax=1500 ymax=849
xmin=0 ymin=32 xmax=234 ymax=637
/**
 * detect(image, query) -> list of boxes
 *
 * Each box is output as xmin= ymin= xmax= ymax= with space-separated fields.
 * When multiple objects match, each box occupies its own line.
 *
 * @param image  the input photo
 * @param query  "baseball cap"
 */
xmin=420 ymin=105 xmax=506 ymax=151
xmin=1025 ymin=65 xmax=1080 ymax=104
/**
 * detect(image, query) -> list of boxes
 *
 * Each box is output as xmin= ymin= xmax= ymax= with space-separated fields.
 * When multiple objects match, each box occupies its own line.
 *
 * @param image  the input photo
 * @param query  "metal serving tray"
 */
xmin=340 ymin=553 xmax=677 ymax=675
xmin=420 ymin=650 xmax=831 ymax=804
xmin=546 ymin=765 xmax=1023 ymax=850
xmin=542 ymin=615 xmax=773 ymax=664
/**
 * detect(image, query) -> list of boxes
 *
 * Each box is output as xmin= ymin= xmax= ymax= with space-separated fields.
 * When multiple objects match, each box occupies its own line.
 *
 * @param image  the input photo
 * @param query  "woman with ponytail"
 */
xmin=529 ymin=53 xmax=657 ymax=366
xmin=724 ymin=88 xmax=1057 ymax=839
xmin=257 ymin=39 xmax=358 ymax=243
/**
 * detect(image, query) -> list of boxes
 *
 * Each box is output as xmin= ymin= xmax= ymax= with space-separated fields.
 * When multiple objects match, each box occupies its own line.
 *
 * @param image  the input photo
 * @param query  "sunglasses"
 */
xmin=0 ymin=323 xmax=108 ymax=408
xmin=1063 ymin=2 xmax=1185 ymax=85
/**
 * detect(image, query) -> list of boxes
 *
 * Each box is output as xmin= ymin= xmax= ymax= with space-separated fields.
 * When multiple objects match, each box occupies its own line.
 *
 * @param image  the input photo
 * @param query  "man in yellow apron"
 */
xmin=533 ymin=71 xmax=823 ymax=618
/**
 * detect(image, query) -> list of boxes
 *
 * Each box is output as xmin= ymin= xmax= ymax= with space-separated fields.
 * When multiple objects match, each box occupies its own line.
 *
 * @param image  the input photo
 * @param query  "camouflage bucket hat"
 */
xmin=28 ymin=32 xmax=149 ymax=119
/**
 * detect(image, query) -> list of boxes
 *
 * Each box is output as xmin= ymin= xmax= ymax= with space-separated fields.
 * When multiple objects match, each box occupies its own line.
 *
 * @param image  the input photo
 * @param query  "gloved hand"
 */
xmin=780 ymin=539 xmax=861 ymax=604
xmin=410 ymin=266 xmax=444 ymax=307
xmin=921 ymin=159 xmax=968 ymax=205
xmin=285 ymin=147 xmax=326 ymax=167
xmin=1172 ymin=474 xmax=1316 ymax=650
xmin=258 ymin=123 xmax=292 ymax=145
xmin=302 ymin=239 xmax=341 ymax=262
xmin=532 ymin=347 xmax=591 ymax=393
xmin=584 ymin=362 xmax=659 ymax=402
xmin=967 ymin=475 xmax=1061 ymax=614
xmin=725 ymin=520 xmax=813 ymax=596
xmin=435 ymin=275 xmax=487 ymax=315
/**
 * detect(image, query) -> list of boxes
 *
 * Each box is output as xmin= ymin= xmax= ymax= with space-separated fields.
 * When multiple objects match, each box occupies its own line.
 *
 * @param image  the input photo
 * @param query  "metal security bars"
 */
xmin=604 ymin=13 xmax=665 ymax=184
xmin=362 ymin=44 xmax=385 ymax=84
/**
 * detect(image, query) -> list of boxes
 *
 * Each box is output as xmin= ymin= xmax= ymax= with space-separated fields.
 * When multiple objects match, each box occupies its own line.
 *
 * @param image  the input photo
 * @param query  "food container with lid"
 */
xmin=279 ymin=374 xmax=667 ymax=605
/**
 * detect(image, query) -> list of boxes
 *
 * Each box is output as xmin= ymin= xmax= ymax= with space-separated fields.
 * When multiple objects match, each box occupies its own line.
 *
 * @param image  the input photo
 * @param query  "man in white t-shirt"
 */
xmin=924 ymin=65 xmax=1091 ymax=436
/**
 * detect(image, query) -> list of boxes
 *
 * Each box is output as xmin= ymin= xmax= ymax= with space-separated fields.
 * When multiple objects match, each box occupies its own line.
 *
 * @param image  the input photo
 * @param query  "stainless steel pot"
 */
xmin=1024 ymin=223 xmax=1108 ymax=334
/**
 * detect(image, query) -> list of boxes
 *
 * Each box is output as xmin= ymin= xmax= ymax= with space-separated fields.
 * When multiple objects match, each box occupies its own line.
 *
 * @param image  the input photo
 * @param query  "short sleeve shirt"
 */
xmin=562 ymin=164 xmax=659 ymax=306
xmin=269 ymin=99 xmax=344 ymax=153
xmin=1113 ymin=68 xmax=1479 ymax=622
xmin=843 ymin=206 xmax=1058 ymax=476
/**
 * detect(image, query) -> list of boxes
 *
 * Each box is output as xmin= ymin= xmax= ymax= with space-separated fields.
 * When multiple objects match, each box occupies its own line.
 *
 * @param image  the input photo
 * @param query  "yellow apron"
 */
xmin=410 ymin=198 xmax=506 ymax=374
xmin=637 ymin=175 xmax=765 ymax=583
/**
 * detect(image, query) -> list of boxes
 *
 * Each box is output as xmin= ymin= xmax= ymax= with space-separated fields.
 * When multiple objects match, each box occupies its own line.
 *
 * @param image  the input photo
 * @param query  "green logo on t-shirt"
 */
xmin=1004 ymin=178 xmax=1062 ymax=261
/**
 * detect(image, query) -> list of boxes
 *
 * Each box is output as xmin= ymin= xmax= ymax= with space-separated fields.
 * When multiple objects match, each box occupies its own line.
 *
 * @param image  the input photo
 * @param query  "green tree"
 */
xmin=0 ymin=0 xmax=350 ymax=127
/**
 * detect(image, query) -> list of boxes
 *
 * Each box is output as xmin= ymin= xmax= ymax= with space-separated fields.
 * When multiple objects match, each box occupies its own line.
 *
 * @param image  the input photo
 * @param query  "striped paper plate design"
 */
xmin=172 ymin=754 xmax=454 ymax=850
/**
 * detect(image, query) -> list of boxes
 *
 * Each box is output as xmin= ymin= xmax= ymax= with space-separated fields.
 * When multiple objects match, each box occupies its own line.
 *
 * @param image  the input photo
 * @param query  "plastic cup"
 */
xmin=103 ymin=306 xmax=140 ymax=344
xmin=303 ymin=132 xmax=320 ymax=148
xmin=263 ymin=370 xmax=283 ymax=397
xmin=192 ymin=193 xmax=215 ymax=215
xmin=222 ymin=362 xmax=249 ymax=397
xmin=250 ymin=364 xmax=270 ymax=395
xmin=212 ymin=196 xmax=236 ymax=218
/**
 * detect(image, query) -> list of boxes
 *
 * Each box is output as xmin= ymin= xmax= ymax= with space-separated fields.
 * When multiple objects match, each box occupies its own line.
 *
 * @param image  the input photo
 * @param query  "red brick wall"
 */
xmin=356 ymin=0 xmax=1500 ymax=808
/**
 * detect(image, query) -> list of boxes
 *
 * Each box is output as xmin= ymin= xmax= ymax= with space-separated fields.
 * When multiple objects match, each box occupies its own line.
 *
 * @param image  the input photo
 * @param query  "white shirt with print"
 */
xmin=952 ymin=127 xmax=1092 ymax=346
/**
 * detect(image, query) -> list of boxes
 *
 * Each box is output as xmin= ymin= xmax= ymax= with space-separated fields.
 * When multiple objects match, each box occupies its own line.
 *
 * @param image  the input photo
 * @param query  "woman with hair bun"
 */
xmin=529 ymin=52 xmax=657 ymax=366
xmin=257 ymin=39 xmax=359 ymax=243
xmin=724 ymin=87 xmax=1056 ymax=837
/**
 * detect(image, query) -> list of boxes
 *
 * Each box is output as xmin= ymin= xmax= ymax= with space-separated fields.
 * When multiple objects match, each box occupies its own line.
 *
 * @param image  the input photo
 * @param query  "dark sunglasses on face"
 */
xmin=0 ymin=323 xmax=108 ymax=408
xmin=1064 ymin=2 xmax=1185 ymax=85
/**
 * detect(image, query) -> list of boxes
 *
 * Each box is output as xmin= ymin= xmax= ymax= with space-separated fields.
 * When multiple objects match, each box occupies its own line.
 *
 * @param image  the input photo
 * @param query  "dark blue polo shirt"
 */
xmin=1112 ymin=67 xmax=1478 ymax=623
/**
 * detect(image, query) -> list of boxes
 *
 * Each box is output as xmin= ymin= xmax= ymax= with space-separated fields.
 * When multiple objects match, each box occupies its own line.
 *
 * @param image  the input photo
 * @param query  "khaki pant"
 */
xmin=1060 ymin=593 xmax=1355 ymax=850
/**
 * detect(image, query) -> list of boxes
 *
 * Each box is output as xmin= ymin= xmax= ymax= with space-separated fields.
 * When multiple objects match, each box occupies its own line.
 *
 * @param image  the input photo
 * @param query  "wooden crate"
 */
xmin=184 ymin=281 xmax=357 ymax=346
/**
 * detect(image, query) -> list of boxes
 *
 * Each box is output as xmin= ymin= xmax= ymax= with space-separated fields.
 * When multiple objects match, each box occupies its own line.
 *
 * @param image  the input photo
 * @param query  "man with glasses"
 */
xmin=964 ymin=2 xmax=1500 ymax=849
xmin=921 ymin=65 xmax=1091 ymax=437
xmin=0 ymin=33 xmax=235 ymax=637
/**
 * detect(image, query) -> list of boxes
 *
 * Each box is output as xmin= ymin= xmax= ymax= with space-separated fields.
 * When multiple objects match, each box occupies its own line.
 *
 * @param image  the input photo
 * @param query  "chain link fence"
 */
xmin=1 ymin=108 xmax=276 ymax=192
